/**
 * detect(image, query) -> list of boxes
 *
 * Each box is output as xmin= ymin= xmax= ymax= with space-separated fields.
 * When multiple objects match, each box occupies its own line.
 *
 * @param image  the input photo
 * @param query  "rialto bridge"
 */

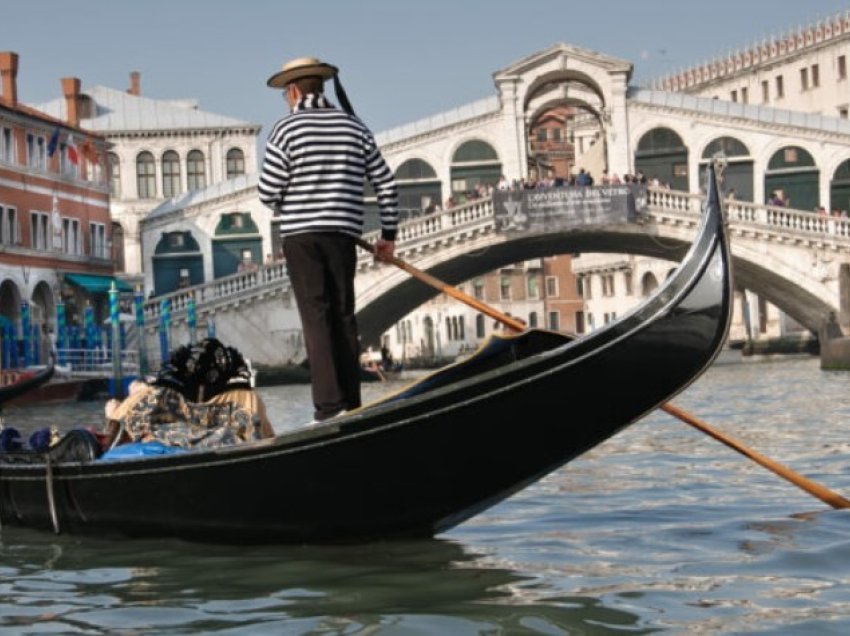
xmin=132 ymin=40 xmax=850 ymax=365
xmin=141 ymin=189 xmax=850 ymax=367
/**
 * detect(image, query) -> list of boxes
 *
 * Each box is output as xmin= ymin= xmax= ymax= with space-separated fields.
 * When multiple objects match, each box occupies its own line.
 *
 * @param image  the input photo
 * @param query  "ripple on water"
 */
xmin=2 ymin=358 xmax=850 ymax=633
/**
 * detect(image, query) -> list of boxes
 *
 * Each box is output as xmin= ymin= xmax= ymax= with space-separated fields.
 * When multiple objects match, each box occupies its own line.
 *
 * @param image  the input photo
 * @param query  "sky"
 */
xmin=4 ymin=0 xmax=850 ymax=139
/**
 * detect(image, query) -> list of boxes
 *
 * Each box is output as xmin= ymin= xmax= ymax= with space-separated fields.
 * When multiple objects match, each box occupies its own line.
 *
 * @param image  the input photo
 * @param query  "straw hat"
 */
xmin=266 ymin=56 xmax=338 ymax=89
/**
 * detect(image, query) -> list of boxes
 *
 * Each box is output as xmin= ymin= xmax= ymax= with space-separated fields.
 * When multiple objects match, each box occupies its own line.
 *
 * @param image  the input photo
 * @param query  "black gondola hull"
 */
xmin=0 ymin=168 xmax=732 ymax=544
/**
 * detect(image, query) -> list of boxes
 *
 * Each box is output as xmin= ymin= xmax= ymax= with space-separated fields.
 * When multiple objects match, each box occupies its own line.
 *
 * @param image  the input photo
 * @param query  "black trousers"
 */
xmin=283 ymin=233 xmax=361 ymax=420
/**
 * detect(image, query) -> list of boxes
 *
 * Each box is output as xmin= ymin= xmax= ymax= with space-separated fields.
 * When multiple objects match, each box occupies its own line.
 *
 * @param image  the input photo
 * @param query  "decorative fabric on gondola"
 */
xmin=115 ymin=385 xmax=262 ymax=449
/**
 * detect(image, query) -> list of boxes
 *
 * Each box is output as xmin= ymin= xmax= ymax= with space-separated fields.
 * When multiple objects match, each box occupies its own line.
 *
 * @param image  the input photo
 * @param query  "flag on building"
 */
xmin=67 ymin=134 xmax=79 ymax=165
xmin=47 ymin=127 xmax=61 ymax=157
xmin=81 ymin=137 xmax=98 ymax=163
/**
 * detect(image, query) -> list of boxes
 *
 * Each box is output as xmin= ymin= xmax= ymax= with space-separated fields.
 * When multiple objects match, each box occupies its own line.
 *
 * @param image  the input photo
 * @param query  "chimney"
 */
xmin=61 ymin=77 xmax=81 ymax=128
xmin=0 ymin=51 xmax=19 ymax=107
xmin=128 ymin=71 xmax=140 ymax=96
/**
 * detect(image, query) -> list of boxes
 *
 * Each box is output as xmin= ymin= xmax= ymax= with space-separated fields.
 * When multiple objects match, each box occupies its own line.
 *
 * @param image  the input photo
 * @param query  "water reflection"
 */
xmin=2 ymin=357 xmax=850 ymax=632
xmin=0 ymin=528 xmax=649 ymax=634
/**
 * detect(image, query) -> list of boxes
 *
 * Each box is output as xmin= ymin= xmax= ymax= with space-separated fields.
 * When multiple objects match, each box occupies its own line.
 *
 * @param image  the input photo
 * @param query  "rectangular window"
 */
xmin=526 ymin=275 xmax=539 ymax=300
xmin=839 ymin=55 xmax=847 ymax=80
xmin=548 ymin=311 xmax=560 ymax=331
xmin=775 ymin=75 xmax=784 ymax=98
xmin=761 ymin=80 xmax=769 ymax=103
xmin=30 ymin=211 xmax=49 ymax=250
xmin=840 ymin=106 xmax=849 ymax=119
xmin=605 ymin=274 xmax=615 ymax=297
xmin=740 ymin=87 xmax=748 ymax=104
xmin=800 ymin=67 xmax=809 ymax=90
xmin=25 ymin=133 xmax=46 ymax=170
xmin=536 ymin=128 xmax=547 ymax=142
xmin=0 ymin=126 xmax=13 ymax=163
xmin=730 ymin=90 xmax=737 ymax=102
xmin=1 ymin=206 xmax=19 ymax=244
xmin=546 ymin=276 xmax=558 ymax=297
xmin=62 ymin=218 xmax=81 ymax=254
xmin=499 ymin=275 xmax=511 ymax=301
xmin=552 ymin=128 xmax=561 ymax=142
xmin=89 ymin=222 xmax=106 ymax=258
xmin=575 ymin=311 xmax=585 ymax=334
xmin=473 ymin=279 xmax=484 ymax=300
xmin=811 ymin=64 xmax=819 ymax=88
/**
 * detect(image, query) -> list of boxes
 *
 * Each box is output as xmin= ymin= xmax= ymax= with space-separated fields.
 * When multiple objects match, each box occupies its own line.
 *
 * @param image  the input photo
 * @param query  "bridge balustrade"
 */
xmin=141 ymin=188 xmax=850 ymax=326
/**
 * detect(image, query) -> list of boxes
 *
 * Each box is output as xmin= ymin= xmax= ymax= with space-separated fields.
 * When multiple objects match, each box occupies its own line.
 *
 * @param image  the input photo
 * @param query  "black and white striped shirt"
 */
xmin=258 ymin=93 xmax=398 ymax=241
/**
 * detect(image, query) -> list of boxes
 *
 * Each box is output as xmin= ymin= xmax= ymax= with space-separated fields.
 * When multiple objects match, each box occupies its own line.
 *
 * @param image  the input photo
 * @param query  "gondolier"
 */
xmin=259 ymin=56 xmax=399 ymax=422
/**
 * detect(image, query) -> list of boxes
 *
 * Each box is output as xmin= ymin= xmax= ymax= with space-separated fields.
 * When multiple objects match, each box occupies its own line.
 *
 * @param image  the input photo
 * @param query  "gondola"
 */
xmin=0 ymin=166 xmax=732 ymax=545
xmin=0 ymin=355 xmax=55 ymax=408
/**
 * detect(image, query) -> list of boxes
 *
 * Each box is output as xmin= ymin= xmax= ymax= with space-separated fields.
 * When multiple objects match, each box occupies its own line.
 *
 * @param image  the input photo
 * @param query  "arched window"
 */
xmin=108 ymin=152 xmax=121 ymax=198
xmin=396 ymin=158 xmax=437 ymax=180
xmin=701 ymin=136 xmax=750 ymax=159
xmin=187 ymin=149 xmax=206 ymax=190
xmin=162 ymin=150 xmax=181 ymax=198
xmin=226 ymin=148 xmax=245 ymax=179
xmin=450 ymin=140 xmax=502 ymax=197
xmin=641 ymin=272 xmax=659 ymax=297
xmin=634 ymin=127 xmax=688 ymax=191
xmin=136 ymin=151 xmax=155 ymax=199
xmin=394 ymin=158 xmax=442 ymax=217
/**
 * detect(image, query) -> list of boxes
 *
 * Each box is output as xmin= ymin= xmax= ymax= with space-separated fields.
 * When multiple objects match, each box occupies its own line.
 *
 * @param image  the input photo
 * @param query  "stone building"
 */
xmin=32 ymin=72 xmax=261 ymax=284
xmin=0 ymin=51 xmax=121 ymax=345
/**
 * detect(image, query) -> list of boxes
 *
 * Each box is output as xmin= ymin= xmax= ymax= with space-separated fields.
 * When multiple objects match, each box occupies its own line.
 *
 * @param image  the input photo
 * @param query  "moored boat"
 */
xmin=0 ymin=358 xmax=55 ymax=408
xmin=0 ymin=166 xmax=732 ymax=545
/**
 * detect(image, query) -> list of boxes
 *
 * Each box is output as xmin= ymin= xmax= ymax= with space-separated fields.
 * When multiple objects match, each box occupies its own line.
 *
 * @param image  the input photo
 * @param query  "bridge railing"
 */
xmin=142 ymin=262 xmax=290 ymax=326
xmin=647 ymin=187 xmax=850 ymax=240
xmin=141 ymin=188 xmax=850 ymax=324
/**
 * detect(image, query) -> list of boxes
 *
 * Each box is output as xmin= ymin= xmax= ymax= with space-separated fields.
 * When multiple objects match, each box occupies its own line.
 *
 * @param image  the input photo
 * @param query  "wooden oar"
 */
xmin=357 ymin=237 xmax=850 ymax=510
xmin=661 ymin=403 xmax=850 ymax=509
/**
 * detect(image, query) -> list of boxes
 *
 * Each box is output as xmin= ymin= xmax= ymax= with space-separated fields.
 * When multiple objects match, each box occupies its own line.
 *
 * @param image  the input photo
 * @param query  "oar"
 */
xmin=661 ymin=403 xmax=850 ymax=509
xmin=357 ymin=237 xmax=850 ymax=510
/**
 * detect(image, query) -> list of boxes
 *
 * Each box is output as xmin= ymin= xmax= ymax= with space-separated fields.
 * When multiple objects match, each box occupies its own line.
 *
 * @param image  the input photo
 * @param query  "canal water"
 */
xmin=1 ymin=355 xmax=849 ymax=634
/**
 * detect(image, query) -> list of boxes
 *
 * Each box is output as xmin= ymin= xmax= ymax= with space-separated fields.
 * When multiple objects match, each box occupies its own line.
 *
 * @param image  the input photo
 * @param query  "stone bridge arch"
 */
xmin=355 ymin=212 xmax=838 ymax=345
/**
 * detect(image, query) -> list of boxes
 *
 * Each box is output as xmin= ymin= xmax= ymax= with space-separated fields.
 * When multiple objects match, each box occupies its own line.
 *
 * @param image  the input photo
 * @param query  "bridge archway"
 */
xmin=212 ymin=212 xmax=262 ymax=278
xmin=30 ymin=281 xmax=54 ymax=331
xmin=356 ymin=223 xmax=835 ymax=345
xmin=830 ymin=158 xmax=850 ymax=213
xmin=634 ymin=127 xmax=689 ymax=190
xmin=0 ymin=279 xmax=21 ymax=325
xmin=153 ymin=231 xmax=204 ymax=296
xmin=395 ymin=158 xmax=442 ymax=215
xmin=699 ymin=136 xmax=754 ymax=200
xmin=524 ymin=74 xmax=606 ymax=180
xmin=450 ymin=140 xmax=501 ymax=199
xmin=765 ymin=145 xmax=819 ymax=210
